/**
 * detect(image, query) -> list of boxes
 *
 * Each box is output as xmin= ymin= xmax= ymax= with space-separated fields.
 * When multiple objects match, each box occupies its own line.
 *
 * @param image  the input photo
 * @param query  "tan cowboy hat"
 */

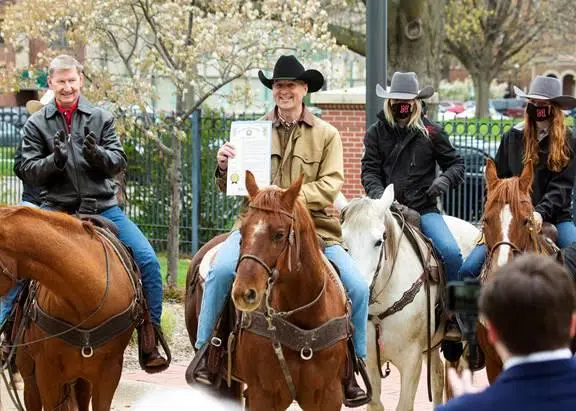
xmin=25 ymin=90 xmax=54 ymax=114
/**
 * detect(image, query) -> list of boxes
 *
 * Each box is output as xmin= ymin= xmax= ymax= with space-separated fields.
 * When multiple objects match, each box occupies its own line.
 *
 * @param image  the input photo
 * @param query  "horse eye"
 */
xmin=374 ymin=239 xmax=383 ymax=248
xmin=272 ymin=232 xmax=285 ymax=242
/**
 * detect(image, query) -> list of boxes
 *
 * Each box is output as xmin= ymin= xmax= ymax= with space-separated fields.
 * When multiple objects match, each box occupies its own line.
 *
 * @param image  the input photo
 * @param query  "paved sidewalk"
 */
xmin=0 ymin=362 xmax=488 ymax=410
xmin=118 ymin=361 xmax=489 ymax=410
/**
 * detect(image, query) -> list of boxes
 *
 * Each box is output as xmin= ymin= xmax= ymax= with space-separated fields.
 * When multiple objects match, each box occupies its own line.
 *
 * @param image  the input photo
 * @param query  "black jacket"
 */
xmin=19 ymin=96 xmax=127 ymax=213
xmin=495 ymin=123 xmax=576 ymax=224
xmin=361 ymin=111 xmax=464 ymax=213
xmin=14 ymin=140 xmax=42 ymax=205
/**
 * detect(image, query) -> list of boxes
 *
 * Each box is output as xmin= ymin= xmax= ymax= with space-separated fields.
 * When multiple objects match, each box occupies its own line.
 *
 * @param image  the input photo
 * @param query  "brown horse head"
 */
xmin=483 ymin=158 xmax=535 ymax=271
xmin=231 ymin=171 xmax=317 ymax=312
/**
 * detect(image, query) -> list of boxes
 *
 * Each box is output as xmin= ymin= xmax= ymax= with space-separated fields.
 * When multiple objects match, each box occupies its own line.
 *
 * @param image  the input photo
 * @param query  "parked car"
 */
xmin=439 ymin=100 xmax=465 ymax=114
xmin=441 ymin=139 xmax=500 ymax=224
xmin=490 ymin=98 xmax=526 ymax=118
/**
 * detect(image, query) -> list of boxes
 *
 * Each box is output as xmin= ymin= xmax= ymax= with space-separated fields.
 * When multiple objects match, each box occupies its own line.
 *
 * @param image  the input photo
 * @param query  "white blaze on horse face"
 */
xmin=246 ymin=219 xmax=268 ymax=247
xmin=497 ymin=204 xmax=513 ymax=267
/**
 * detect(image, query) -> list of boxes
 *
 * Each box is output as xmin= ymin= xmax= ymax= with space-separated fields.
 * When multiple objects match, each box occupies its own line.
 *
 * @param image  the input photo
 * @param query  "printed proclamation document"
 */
xmin=226 ymin=121 xmax=272 ymax=196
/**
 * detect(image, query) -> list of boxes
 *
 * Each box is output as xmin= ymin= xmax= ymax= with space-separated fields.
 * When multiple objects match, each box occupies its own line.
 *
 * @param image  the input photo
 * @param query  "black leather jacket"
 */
xmin=19 ymin=96 xmax=127 ymax=213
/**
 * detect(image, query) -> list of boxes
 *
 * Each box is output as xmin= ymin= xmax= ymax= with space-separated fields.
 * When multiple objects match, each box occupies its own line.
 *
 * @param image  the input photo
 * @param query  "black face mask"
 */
xmin=526 ymin=103 xmax=552 ymax=122
xmin=391 ymin=103 xmax=412 ymax=120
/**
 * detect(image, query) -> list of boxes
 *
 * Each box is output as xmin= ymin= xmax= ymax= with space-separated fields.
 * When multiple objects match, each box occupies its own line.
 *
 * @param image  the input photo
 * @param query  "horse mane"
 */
xmin=245 ymin=188 xmax=324 ymax=265
xmin=342 ymin=197 xmax=398 ymax=260
xmin=483 ymin=177 xmax=533 ymax=219
xmin=0 ymin=206 xmax=97 ymax=237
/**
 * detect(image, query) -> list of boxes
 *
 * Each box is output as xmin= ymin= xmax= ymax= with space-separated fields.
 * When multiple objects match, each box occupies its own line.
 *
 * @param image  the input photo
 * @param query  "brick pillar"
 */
xmin=314 ymin=101 xmax=367 ymax=201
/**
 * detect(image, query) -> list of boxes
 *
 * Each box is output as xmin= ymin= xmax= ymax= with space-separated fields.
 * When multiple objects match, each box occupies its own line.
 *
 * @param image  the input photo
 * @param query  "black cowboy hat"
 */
xmin=258 ymin=55 xmax=324 ymax=93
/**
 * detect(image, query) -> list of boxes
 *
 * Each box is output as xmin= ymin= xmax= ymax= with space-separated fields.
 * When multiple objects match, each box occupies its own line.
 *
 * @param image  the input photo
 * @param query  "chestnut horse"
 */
xmin=232 ymin=172 xmax=354 ymax=410
xmin=477 ymin=159 xmax=558 ymax=383
xmin=0 ymin=206 xmax=141 ymax=410
xmin=186 ymin=173 xmax=355 ymax=410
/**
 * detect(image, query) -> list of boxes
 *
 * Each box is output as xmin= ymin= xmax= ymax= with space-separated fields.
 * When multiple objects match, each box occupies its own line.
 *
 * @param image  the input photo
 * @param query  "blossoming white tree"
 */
xmin=1 ymin=0 xmax=342 ymax=286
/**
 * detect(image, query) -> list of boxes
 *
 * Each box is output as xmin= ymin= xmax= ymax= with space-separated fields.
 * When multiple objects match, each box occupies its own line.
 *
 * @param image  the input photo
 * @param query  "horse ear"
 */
xmin=379 ymin=184 xmax=395 ymax=212
xmin=281 ymin=174 xmax=304 ymax=209
xmin=245 ymin=170 xmax=259 ymax=199
xmin=485 ymin=159 xmax=498 ymax=191
xmin=519 ymin=161 xmax=533 ymax=193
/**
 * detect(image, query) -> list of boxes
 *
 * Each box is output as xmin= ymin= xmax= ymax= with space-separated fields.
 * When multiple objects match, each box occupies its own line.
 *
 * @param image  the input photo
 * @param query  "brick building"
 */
xmin=311 ymin=88 xmax=367 ymax=201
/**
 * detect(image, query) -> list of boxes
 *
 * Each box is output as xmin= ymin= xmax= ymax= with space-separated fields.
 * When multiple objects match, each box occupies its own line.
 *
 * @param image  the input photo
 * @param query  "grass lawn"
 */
xmin=157 ymin=253 xmax=191 ymax=289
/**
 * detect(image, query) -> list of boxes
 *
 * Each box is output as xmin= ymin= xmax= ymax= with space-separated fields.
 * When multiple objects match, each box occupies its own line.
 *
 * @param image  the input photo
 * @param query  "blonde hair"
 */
xmin=522 ymin=104 xmax=570 ymax=172
xmin=49 ymin=55 xmax=83 ymax=76
xmin=383 ymin=99 xmax=429 ymax=137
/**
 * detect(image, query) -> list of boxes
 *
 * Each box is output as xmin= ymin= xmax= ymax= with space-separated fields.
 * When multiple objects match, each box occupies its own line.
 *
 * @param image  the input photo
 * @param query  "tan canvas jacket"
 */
xmin=216 ymin=106 xmax=344 ymax=245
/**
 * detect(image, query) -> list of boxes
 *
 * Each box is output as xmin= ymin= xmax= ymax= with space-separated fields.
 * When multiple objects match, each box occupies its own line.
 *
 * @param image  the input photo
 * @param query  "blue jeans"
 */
xmin=195 ymin=230 xmax=369 ymax=359
xmin=1 ymin=205 xmax=163 ymax=325
xmin=100 ymin=206 xmax=163 ymax=325
xmin=556 ymin=220 xmax=576 ymax=248
xmin=459 ymin=221 xmax=576 ymax=280
xmin=420 ymin=212 xmax=463 ymax=282
xmin=0 ymin=201 xmax=38 ymax=326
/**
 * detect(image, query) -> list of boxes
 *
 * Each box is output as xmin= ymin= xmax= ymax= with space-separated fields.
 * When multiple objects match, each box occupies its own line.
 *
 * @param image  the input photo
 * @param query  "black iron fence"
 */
xmin=0 ymin=106 xmax=573 ymax=255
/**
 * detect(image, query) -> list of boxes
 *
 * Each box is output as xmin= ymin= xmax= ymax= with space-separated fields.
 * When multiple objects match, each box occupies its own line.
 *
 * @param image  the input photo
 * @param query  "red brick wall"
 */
xmin=318 ymin=103 xmax=366 ymax=201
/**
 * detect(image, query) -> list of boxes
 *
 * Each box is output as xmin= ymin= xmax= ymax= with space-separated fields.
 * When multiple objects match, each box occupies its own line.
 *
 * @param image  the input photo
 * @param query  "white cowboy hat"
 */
xmin=514 ymin=76 xmax=576 ymax=110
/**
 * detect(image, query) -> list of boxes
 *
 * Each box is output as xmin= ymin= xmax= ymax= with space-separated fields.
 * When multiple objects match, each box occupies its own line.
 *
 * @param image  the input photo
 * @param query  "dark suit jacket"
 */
xmin=436 ymin=358 xmax=576 ymax=411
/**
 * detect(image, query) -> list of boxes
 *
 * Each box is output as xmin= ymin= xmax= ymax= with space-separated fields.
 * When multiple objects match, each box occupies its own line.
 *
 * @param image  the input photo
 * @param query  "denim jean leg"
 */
xmin=458 ymin=244 xmax=488 ymax=280
xmin=555 ymin=221 xmax=576 ymax=248
xmin=420 ymin=212 xmax=463 ymax=282
xmin=195 ymin=230 xmax=241 ymax=349
xmin=100 ymin=206 xmax=163 ymax=325
xmin=324 ymin=244 xmax=369 ymax=360
xmin=0 ymin=281 xmax=23 ymax=327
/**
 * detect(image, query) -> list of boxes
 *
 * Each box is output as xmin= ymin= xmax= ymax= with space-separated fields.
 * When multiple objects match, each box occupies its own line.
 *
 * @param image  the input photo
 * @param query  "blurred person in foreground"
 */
xmin=437 ymin=254 xmax=576 ymax=411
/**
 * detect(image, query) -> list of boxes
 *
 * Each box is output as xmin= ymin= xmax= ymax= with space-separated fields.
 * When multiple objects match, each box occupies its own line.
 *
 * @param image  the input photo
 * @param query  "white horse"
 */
xmin=337 ymin=185 xmax=480 ymax=411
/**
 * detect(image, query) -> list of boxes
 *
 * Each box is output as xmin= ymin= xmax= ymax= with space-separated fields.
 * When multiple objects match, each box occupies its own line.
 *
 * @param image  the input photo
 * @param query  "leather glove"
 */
xmin=392 ymin=202 xmax=420 ymax=226
xmin=533 ymin=211 xmax=543 ymax=232
xmin=426 ymin=175 xmax=451 ymax=198
xmin=53 ymin=130 xmax=67 ymax=169
xmin=82 ymin=126 xmax=104 ymax=165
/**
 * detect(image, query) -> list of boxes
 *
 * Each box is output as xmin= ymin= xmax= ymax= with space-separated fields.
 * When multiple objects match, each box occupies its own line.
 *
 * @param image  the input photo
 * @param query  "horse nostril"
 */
xmin=244 ymin=288 xmax=257 ymax=304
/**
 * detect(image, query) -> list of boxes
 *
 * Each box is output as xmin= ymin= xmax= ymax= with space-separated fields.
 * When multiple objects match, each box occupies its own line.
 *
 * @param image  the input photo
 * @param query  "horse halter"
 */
xmin=237 ymin=203 xmax=326 ymax=320
xmin=484 ymin=213 xmax=541 ymax=271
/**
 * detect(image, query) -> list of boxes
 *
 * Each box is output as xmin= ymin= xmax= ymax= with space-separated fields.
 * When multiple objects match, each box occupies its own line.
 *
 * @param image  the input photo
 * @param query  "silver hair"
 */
xmin=49 ymin=55 xmax=83 ymax=76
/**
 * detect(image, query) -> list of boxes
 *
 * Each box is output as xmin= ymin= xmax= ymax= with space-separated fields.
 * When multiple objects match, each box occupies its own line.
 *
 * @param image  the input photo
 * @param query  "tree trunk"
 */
xmin=166 ymin=95 xmax=183 ymax=288
xmin=473 ymin=73 xmax=491 ymax=118
xmin=387 ymin=0 xmax=446 ymax=117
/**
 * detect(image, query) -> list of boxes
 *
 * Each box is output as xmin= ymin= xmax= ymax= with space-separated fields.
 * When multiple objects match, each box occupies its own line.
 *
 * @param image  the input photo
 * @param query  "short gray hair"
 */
xmin=49 ymin=55 xmax=83 ymax=76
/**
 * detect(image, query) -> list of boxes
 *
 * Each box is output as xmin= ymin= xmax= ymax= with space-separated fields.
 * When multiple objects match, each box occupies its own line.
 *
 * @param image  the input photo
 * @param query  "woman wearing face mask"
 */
xmin=361 ymin=72 xmax=465 ymax=340
xmin=460 ymin=75 xmax=576 ymax=280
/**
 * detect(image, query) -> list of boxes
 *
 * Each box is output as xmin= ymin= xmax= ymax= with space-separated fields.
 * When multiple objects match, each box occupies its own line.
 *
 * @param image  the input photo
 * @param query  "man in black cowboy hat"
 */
xmin=191 ymin=55 xmax=371 ymax=407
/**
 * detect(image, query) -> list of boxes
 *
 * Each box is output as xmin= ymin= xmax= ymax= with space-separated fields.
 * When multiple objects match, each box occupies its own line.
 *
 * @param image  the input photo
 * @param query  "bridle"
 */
xmin=236 ymin=203 xmax=326 ymax=321
xmin=483 ymin=207 xmax=542 ymax=273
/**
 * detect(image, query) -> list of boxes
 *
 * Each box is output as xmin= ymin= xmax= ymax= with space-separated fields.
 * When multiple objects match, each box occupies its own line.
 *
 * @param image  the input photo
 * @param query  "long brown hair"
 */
xmin=522 ymin=104 xmax=571 ymax=172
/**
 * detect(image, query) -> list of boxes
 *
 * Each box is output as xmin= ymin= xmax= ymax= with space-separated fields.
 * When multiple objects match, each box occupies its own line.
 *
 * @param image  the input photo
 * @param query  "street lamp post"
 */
xmin=366 ymin=0 xmax=388 ymax=129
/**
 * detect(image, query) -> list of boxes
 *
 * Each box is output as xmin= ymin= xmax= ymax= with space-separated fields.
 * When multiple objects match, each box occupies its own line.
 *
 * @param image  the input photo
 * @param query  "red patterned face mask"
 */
xmin=527 ymin=102 xmax=551 ymax=122
xmin=392 ymin=103 xmax=412 ymax=120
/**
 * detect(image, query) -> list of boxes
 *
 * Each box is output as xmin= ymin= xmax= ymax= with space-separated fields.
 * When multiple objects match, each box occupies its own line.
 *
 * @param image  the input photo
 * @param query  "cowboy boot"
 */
xmin=143 ymin=324 xmax=169 ymax=370
xmin=342 ymin=353 xmax=370 ymax=408
xmin=185 ymin=342 xmax=216 ymax=386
